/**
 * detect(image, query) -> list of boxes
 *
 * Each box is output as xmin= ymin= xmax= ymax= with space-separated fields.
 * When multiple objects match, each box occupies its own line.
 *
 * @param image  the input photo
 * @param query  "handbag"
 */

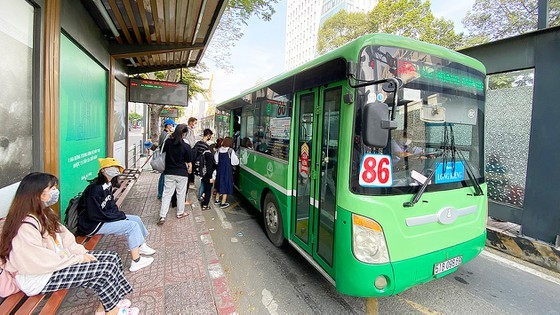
xmin=0 ymin=265 xmax=19 ymax=298
xmin=0 ymin=217 xmax=39 ymax=297
xmin=150 ymin=134 xmax=169 ymax=172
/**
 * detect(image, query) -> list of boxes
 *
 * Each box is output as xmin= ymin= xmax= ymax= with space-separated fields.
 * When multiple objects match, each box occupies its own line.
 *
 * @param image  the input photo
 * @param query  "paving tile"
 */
xmin=163 ymin=281 xmax=216 ymax=314
xmin=58 ymin=171 xmax=235 ymax=314
xmin=128 ymin=286 xmax=165 ymax=314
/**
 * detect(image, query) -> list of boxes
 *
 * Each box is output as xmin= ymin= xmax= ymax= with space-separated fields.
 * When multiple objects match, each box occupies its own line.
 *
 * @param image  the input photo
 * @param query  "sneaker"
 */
xmin=220 ymin=203 xmax=230 ymax=209
xmin=214 ymin=200 xmax=221 ymax=205
xmin=117 ymin=307 xmax=140 ymax=315
xmin=129 ymin=256 xmax=154 ymax=272
xmin=157 ymin=217 xmax=165 ymax=225
xmin=117 ymin=299 xmax=132 ymax=308
xmin=139 ymin=243 xmax=156 ymax=255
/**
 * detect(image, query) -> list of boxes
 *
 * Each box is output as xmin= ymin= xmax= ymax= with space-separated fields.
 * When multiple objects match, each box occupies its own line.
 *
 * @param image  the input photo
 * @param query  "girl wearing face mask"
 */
xmin=77 ymin=158 xmax=156 ymax=272
xmin=0 ymin=172 xmax=139 ymax=315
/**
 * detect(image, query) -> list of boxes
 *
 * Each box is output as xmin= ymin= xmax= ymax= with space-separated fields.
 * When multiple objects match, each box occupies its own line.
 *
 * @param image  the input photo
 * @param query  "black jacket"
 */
xmin=201 ymin=150 xmax=216 ymax=182
xmin=163 ymin=137 xmax=193 ymax=177
xmin=77 ymin=183 xmax=126 ymax=236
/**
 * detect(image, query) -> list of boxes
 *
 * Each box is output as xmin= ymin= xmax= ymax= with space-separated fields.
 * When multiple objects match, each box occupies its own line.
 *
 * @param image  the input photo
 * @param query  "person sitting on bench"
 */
xmin=0 ymin=172 xmax=139 ymax=315
xmin=78 ymin=158 xmax=156 ymax=272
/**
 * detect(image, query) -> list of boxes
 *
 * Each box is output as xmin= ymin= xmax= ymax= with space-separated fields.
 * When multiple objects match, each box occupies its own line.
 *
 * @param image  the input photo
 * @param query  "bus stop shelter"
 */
xmin=0 ymin=0 xmax=227 ymax=216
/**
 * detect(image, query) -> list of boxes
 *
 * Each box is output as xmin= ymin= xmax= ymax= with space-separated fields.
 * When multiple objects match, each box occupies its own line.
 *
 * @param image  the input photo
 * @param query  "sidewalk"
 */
xmin=58 ymin=170 xmax=236 ymax=314
xmin=486 ymin=217 xmax=560 ymax=273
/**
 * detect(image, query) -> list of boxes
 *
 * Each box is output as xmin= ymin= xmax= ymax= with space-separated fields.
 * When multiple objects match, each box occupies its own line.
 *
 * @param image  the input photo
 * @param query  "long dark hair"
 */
xmin=0 ymin=173 xmax=60 ymax=263
xmin=171 ymin=123 xmax=188 ymax=145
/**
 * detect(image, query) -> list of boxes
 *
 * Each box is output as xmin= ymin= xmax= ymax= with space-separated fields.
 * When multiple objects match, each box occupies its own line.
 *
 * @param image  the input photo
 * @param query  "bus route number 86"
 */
xmin=359 ymin=154 xmax=393 ymax=187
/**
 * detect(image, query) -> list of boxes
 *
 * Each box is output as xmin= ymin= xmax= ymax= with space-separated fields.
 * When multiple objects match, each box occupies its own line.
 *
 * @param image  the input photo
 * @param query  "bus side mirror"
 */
xmin=362 ymin=101 xmax=396 ymax=148
xmin=346 ymin=61 xmax=356 ymax=77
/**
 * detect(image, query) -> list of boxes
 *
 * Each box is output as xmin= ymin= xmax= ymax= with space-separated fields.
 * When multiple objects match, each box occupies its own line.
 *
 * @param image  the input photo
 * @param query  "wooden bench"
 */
xmin=0 ymin=169 xmax=141 ymax=314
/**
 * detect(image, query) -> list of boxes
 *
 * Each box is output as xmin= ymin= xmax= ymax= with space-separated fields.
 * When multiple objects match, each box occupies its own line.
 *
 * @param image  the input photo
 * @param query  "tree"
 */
xmin=463 ymin=0 xmax=560 ymax=45
xmin=316 ymin=0 xmax=464 ymax=55
xmin=129 ymin=112 xmax=142 ymax=126
xmin=317 ymin=11 xmax=369 ymax=54
xmin=204 ymin=0 xmax=279 ymax=72
xmin=488 ymin=69 xmax=534 ymax=90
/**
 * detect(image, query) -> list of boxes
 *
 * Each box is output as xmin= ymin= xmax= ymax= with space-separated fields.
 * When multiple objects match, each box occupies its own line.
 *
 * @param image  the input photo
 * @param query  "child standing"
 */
xmin=200 ymin=144 xmax=216 ymax=210
xmin=214 ymin=137 xmax=239 ymax=208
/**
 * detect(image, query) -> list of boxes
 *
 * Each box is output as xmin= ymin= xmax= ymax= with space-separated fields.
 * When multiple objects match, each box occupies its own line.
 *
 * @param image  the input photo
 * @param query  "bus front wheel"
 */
xmin=263 ymin=193 xmax=286 ymax=247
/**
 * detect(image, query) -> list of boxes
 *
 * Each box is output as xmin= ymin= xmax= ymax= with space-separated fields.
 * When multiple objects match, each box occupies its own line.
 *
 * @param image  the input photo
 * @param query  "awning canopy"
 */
xmin=83 ymin=0 xmax=227 ymax=74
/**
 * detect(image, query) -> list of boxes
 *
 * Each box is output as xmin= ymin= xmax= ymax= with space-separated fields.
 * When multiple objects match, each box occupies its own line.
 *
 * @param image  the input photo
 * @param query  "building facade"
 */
xmin=284 ymin=0 xmax=377 ymax=70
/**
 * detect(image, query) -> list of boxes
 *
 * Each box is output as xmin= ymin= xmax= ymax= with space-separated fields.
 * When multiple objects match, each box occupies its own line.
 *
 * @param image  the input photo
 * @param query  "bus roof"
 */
xmin=217 ymin=33 xmax=486 ymax=110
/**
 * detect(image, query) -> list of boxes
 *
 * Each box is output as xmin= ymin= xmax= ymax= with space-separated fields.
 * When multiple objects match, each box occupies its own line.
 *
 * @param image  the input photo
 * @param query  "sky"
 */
xmin=207 ymin=0 xmax=476 ymax=104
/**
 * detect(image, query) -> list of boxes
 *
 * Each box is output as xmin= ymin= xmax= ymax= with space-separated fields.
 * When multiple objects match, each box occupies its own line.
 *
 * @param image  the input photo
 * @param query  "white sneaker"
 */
xmin=139 ymin=243 xmax=156 ymax=255
xmin=117 ymin=307 xmax=139 ymax=315
xmin=129 ymin=256 xmax=154 ymax=272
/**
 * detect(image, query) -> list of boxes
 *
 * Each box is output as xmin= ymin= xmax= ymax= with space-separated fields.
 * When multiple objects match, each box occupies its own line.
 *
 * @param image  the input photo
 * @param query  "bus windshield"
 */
xmin=351 ymin=45 xmax=486 ymax=196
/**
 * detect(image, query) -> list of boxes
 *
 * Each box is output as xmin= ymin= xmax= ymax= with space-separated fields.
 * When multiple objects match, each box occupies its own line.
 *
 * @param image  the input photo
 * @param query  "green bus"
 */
xmin=217 ymin=34 xmax=487 ymax=297
xmin=199 ymin=113 xmax=230 ymax=139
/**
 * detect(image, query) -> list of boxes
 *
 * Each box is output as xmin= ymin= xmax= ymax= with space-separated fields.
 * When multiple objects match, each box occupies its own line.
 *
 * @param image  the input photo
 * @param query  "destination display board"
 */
xmin=130 ymin=78 xmax=189 ymax=106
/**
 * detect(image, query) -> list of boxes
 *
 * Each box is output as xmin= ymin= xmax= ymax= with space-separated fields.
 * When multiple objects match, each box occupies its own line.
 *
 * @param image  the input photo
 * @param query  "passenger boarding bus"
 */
xmin=217 ymin=34 xmax=486 ymax=297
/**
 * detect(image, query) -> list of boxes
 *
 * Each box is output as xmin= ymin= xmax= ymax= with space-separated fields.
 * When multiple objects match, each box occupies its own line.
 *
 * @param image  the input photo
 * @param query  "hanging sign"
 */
xmin=299 ymin=142 xmax=310 ymax=178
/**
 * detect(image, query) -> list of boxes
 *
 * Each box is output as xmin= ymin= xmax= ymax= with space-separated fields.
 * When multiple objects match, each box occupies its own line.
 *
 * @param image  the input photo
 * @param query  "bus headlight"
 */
xmin=352 ymin=214 xmax=389 ymax=264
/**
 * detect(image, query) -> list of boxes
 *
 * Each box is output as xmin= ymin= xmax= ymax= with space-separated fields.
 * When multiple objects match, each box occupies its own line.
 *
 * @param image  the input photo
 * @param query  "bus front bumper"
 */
xmin=334 ymin=227 xmax=486 ymax=297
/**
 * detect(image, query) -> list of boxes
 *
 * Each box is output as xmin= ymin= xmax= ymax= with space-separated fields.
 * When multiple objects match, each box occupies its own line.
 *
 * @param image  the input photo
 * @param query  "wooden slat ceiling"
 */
xmin=83 ymin=0 xmax=227 ymax=74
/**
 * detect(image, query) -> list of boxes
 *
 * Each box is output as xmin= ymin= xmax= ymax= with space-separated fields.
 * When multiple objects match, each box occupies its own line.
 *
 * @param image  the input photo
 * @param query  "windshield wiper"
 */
xmin=403 ymin=167 xmax=437 ymax=208
xmin=403 ymin=130 xmax=484 ymax=207
xmin=456 ymin=150 xmax=484 ymax=196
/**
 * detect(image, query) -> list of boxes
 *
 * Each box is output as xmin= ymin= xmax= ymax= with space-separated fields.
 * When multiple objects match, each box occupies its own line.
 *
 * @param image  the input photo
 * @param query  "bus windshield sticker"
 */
xmin=434 ymin=161 xmax=465 ymax=184
xmin=359 ymin=154 xmax=393 ymax=187
xmin=411 ymin=170 xmax=431 ymax=185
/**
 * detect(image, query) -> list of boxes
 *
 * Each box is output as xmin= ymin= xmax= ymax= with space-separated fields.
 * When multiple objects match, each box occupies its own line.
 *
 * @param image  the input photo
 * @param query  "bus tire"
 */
xmin=263 ymin=193 xmax=286 ymax=247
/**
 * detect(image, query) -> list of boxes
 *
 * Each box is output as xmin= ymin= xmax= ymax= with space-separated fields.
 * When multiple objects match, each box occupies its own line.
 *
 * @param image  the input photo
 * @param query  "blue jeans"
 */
xmin=158 ymin=174 xmax=165 ymax=198
xmin=96 ymin=215 xmax=148 ymax=250
xmin=198 ymin=180 xmax=205 ymax=199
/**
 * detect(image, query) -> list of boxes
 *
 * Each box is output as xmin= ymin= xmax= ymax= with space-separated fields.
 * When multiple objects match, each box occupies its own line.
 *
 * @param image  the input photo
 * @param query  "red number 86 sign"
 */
xmin=359 ymin=154 xmax=393 ymax=187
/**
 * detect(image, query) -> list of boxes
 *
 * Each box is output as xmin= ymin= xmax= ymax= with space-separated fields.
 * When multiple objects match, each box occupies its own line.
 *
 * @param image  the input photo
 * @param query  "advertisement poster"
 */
xmin=113 ymin=80 xmax=126 ymax=165
xmin=0 ymin=1 xmax=34 ymax=190
xmin=59 ymin=34 xmax=107 ymax=221
xmin=270 ymin=117 xmax=291 ymax=140
xmin=114 ymin=80 xmax=127 ymax=142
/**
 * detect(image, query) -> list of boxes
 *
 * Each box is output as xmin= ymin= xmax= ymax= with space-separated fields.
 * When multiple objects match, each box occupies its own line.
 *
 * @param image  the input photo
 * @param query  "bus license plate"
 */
xmin=433 ymin=256 xmax=462 ymax=275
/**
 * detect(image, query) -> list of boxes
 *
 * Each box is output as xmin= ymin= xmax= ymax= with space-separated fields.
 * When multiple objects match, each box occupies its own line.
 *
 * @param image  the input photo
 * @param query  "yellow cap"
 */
xmin=98 ymin=157 xmax=124 ymax=173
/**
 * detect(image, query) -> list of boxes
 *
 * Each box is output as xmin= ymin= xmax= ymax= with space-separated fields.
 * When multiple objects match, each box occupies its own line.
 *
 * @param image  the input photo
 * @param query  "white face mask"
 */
xmin=104 ymin=166 xmax=121 ymax=179
xmin=45 ymin=188 xmax=60 ymax=207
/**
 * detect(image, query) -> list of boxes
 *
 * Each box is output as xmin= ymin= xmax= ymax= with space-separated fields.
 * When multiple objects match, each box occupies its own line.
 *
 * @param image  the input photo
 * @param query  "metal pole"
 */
xmin=133 ymin=144 xmax=137 ymax=168
xmin=538 ymin=0 xmax=549 ymax=30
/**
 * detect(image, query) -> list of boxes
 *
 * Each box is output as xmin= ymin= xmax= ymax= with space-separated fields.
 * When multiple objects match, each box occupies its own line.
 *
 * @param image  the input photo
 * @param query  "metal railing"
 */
xmin=127 ymin=140 xmax=144 ymax=168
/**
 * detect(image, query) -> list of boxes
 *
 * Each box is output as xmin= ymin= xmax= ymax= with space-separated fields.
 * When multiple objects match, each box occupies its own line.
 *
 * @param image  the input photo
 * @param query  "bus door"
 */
xmin=292 ymin=84 xmax=342 ymax=275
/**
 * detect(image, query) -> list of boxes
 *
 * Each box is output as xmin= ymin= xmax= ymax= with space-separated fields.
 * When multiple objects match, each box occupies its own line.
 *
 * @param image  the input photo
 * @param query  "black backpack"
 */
xmin=64 ymin=191 xmax=86 ymax=235
xmin=193 ymin=141 xmax=208 ymax=175
xmin=194 ymin=150 xmax=210 ymax=177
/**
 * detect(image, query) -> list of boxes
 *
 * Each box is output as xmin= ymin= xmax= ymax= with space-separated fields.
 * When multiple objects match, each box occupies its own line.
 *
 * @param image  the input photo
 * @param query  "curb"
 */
xmin=193 ymin=205 xmax=237 ymax=315
xmin=486 ymin=226 xmax=560 ymax=273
